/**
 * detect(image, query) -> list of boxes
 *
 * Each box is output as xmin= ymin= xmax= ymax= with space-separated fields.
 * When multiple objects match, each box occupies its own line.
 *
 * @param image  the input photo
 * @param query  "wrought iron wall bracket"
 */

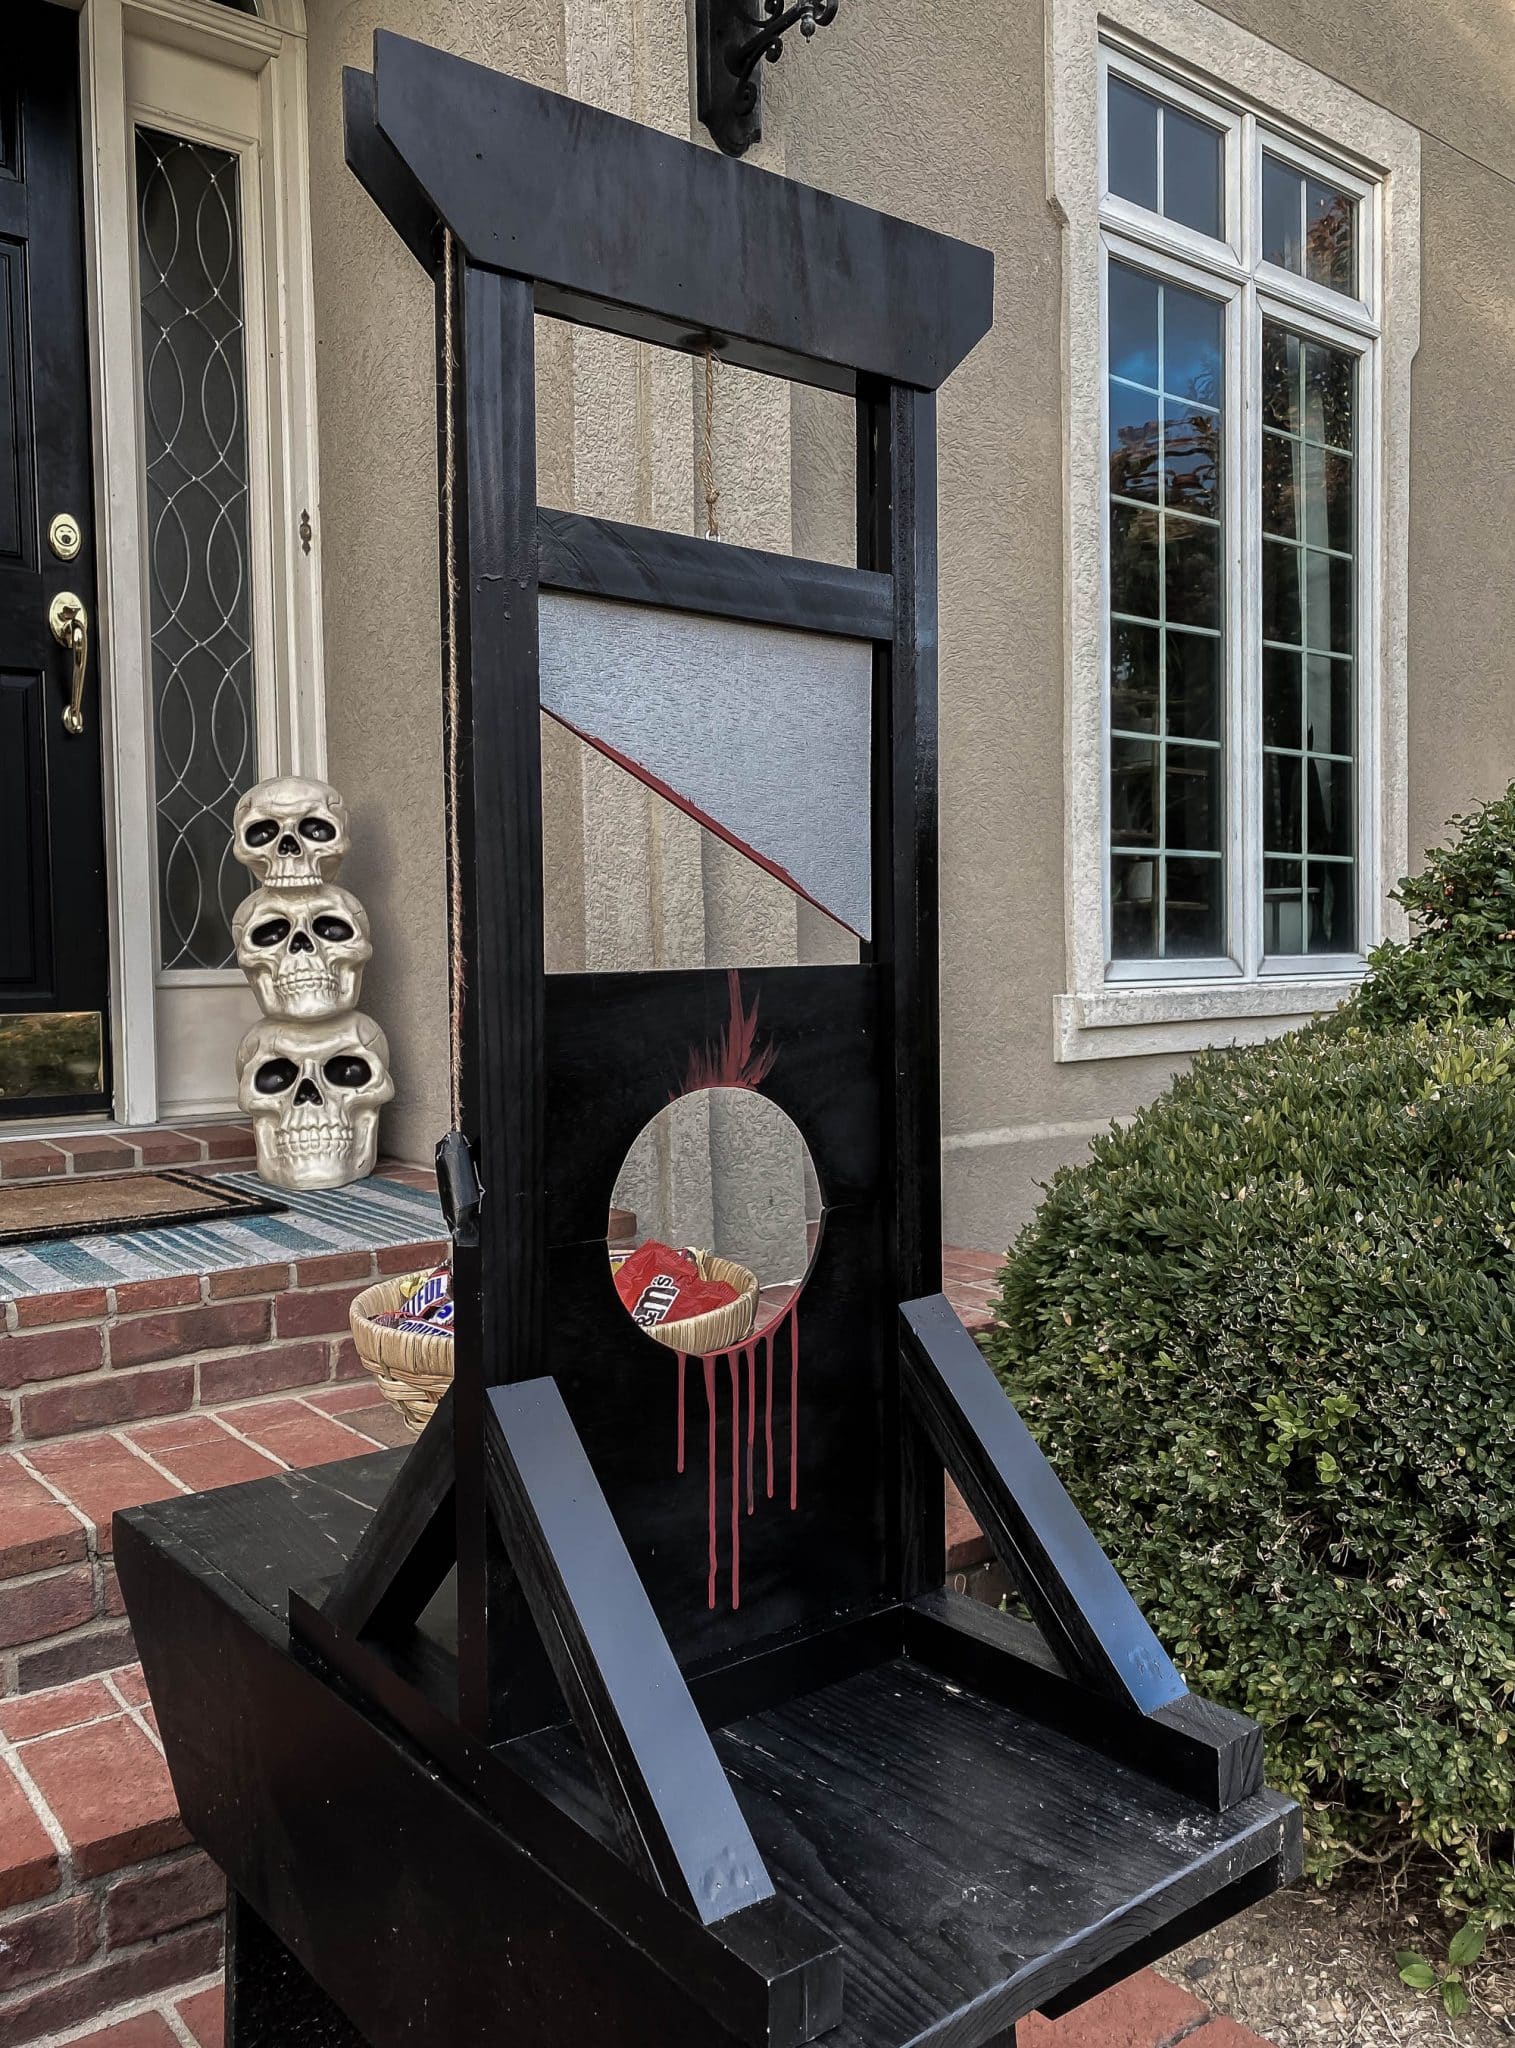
xmin=696 ymin=0 xmax=841 ymax=158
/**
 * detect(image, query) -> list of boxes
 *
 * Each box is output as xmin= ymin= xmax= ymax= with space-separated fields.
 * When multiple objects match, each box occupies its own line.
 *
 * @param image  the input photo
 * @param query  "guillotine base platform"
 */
xmin=117 ymin=1448 xmax=1299 ymax=2048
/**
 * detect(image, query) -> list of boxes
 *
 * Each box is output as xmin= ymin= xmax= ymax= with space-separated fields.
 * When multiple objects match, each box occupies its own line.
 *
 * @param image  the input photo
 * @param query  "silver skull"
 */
xmin=233 ymin=776 xmax=351 ymax=889
xmin=236 ymin=1013 xmax=394 ymax=1191
xmin=233 ymin=885 xmax=372 ymax=1021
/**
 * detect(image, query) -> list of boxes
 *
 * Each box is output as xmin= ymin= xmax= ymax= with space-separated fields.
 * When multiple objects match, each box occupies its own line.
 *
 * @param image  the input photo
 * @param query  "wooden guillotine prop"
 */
xmin=117 ymin=34 xmax=1302 ymax=2048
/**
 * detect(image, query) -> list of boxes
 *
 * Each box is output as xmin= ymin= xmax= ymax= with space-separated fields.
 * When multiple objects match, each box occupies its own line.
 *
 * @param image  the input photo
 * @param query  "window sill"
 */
xmin=1055 ymin=973 xmax=1363 ymax=1062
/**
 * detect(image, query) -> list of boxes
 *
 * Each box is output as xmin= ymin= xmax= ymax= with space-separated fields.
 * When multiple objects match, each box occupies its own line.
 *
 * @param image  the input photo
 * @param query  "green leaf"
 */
xmin=1397 ymin=1961 xmax=1438 ymax=1991
xmin=1448 ymin=1921 xmax=1487 ymax=1968
xmin=1442 ymin=1979 xmax=1470 ymax=2019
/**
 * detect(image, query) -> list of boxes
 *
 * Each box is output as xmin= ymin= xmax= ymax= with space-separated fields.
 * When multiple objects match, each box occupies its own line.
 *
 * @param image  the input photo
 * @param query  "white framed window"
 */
xmin=1101 ymin=43 xmax=1377 ymax=984
xmin=1049 ymin=0 xmax=1420 ymax=1061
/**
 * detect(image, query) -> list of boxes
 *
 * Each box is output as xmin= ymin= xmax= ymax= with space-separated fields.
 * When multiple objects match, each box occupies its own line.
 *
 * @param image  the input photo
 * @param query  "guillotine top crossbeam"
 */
xmin=345 ymin=35 xmax=993 ymax=395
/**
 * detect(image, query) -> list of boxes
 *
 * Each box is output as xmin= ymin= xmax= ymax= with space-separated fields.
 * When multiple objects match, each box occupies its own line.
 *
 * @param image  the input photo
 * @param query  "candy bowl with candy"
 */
xmin=610 ymin=1240 xmax=757 ymax=1354
xmin=348 ymin=1264 xmax=455 ymax=1435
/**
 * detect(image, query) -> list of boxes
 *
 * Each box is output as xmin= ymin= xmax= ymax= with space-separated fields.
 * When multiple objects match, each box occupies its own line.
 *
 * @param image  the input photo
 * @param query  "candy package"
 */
xmin=612 ymin=1240 xmax=738 ymax=1331
xmin=373 ymin=1264 xmax=454 ymax=1336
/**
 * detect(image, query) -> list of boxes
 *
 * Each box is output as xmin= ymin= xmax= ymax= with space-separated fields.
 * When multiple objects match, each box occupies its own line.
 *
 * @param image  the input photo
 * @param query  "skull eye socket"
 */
xmin=244 ymin=819 xmax=279 ymax=847
xmin=312 ymin=915 xmax=355 ymax=943
xmin=254 ymin=1057 xmax=299 ymax=1095
xmin=323 ymin=1055 xmax=372 ymax=1090
xmin=300 ymin=815 xmax=338 ymax=843
xmin=249 ymin=918 xmax=291 ymax=948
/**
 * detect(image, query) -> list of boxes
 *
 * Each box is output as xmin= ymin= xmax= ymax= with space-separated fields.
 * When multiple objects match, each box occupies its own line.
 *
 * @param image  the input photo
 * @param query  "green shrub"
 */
xmin=986 ymin=1012 xmax=1515 ymax=1919
xmin=1355 ymin=785 xmax=1515 ymax=1030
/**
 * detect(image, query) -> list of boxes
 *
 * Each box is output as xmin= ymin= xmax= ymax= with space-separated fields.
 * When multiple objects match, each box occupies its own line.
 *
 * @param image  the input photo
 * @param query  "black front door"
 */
xmin=0 ymin=5 xmax=110 ymax=1118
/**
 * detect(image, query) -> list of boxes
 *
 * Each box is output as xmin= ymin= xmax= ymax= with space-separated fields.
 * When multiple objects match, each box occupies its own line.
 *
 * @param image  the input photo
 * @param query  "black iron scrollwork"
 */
xmin=696 ymin=0 xmax=842 ymax=158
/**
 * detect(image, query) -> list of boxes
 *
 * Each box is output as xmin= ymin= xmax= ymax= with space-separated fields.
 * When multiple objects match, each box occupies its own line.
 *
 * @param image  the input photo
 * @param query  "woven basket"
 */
xmin=353 ymin=1250 xmax=761 ymax=1438
xmin=638 ymin=1249 xmax=758 ymax=1355
xmin=349 ymin=1272 xmax=456 ymax=1437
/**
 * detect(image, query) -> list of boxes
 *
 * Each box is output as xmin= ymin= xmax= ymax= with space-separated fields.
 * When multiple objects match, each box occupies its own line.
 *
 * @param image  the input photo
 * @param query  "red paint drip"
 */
xmin=676 ymin=1319 xmax=798 ymax=1612
xmin=704 ymin=1356 xmax=718 ymax=1611
xmin=728 ymin=1353 xmax=741 ymax=1610
xmin=764 ymin=1332 xmax=774 ymax=1499
xmin=676 ymin=1352 xmax=687 ymax=1474
xmin=789 ymin=1305 xmax=800 ymax=1512
xmin=744 ymin=1346 xmax=756 ymax=1516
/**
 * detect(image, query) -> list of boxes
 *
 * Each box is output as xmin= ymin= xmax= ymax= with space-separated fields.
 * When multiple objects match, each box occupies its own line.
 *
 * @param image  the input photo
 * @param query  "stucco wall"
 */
xmin=305 ymin=0 xmax=1515 ymax=1263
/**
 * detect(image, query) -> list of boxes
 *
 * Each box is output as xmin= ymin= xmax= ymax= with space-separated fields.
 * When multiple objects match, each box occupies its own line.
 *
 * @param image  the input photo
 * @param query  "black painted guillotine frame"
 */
xmin=116 ymin=34 xmax=1302 ymax=2048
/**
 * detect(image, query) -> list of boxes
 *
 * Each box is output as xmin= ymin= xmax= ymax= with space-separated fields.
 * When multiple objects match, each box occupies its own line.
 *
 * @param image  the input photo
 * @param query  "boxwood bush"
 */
xmin=987 ymin=794 xmax=1515 ymax=1920
xmin=1354 ymin=784 xmax=1515 ymax=1031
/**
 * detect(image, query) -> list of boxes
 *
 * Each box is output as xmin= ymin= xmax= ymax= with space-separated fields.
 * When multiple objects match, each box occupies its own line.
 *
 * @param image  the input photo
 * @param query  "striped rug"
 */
xmin=0 ymin=1172 xmax=445 ymax=1299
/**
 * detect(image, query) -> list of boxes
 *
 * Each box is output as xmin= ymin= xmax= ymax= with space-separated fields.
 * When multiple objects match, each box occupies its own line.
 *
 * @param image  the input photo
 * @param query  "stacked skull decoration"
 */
xmin=232 ymin=777 xmax=394 ymax=1192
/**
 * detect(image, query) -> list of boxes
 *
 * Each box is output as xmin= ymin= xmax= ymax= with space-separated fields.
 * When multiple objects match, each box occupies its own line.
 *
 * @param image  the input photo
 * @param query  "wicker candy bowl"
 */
xmin=348 ymin=1272 xmax=455 ymax=1436
xmin=350 ymin=1249 xmax=759 ymax=1438
xmin=624 ymin=1249 xmax=758 ymax=1357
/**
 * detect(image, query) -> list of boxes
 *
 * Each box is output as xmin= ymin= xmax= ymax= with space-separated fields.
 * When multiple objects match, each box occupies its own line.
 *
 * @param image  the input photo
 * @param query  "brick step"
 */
xmin=0 ymin=1379 xmax=414 ymax=1698
xmin=937 ymin=1249 xmax=1000 ymax=1578
xmin=0 ymin=1663 xmax=224 ymax=2047
xmin=0 ymin=1124 xmax=256 ymax=1188
xmin=1 ymin=1236 xmax=447 ymax=1454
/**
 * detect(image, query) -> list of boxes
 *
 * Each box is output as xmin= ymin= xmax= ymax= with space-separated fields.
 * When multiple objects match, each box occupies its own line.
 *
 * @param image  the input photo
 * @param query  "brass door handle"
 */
xmin=48 ymin=592 xmax=89 ymax=736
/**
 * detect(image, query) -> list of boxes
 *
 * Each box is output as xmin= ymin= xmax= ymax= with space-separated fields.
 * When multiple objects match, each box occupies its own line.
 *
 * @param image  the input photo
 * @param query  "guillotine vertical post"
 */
xmin=860 ymin=377 xmax=947 ymax=1601
xmin=443 ymin=253 xmax=549 ymax=1738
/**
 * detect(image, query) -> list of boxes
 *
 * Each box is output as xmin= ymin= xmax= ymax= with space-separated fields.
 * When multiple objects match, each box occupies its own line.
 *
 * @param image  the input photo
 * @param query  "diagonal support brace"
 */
xmin=484 ymin=1377 xmax=775 ymax=1926
xmin=899 ymin=1293 xmax=1187 ymax=1715
xmin=320 ymin=1390 xmax=456 ymax=1639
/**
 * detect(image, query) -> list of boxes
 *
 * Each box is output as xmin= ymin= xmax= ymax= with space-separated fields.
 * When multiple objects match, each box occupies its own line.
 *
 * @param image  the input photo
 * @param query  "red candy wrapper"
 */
xmin=613 ymin=1241 xmax=738 ymax=1330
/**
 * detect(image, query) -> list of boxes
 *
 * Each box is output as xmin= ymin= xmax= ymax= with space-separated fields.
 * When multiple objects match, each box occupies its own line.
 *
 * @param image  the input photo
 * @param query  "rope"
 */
xmin=700 ymin=343 xmax=721 ymax=541
xmin=441 ymin=228 xmax=466 ymax=1124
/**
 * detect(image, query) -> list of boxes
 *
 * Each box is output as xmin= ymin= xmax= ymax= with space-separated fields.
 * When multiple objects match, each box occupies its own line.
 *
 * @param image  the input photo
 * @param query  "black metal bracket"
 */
xmin=696 ymin=0 xmax=841 ymax=158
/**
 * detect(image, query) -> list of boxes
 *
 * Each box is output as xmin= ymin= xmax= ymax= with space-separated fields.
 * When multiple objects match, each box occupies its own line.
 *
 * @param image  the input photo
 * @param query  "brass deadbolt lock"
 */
xmin=48 ymin=513 xmax=83 ymax=562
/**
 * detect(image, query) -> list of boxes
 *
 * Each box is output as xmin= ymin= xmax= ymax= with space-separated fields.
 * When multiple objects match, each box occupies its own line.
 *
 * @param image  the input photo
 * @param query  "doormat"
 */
xmin=0 ymin=1170 xmax=284 ymax=1249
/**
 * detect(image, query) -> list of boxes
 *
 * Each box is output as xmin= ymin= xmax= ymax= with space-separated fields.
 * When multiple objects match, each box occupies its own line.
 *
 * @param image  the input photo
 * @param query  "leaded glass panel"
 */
xmin=137 ymin=127 xmax=256 ymax=970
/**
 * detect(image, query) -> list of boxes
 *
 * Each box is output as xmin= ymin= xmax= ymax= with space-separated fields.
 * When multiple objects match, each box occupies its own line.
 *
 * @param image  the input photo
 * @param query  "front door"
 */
xmin=0 ymin=6 xmax=110 ymax=1118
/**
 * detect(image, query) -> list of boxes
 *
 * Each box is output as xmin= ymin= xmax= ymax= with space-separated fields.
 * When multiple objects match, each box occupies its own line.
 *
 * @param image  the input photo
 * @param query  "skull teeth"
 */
xmin=274 ymin=1123 xmax=356 ymax=1157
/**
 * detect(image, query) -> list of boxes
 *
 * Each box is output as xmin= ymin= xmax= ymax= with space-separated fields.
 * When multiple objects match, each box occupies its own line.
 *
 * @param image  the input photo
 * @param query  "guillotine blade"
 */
xmin=540 ymin=591 xmax=874 ymax=940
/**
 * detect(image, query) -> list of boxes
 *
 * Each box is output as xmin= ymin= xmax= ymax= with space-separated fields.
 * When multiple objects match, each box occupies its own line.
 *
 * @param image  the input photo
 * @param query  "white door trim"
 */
xmin=70 ymin=0 xmax=322 ymax=1126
